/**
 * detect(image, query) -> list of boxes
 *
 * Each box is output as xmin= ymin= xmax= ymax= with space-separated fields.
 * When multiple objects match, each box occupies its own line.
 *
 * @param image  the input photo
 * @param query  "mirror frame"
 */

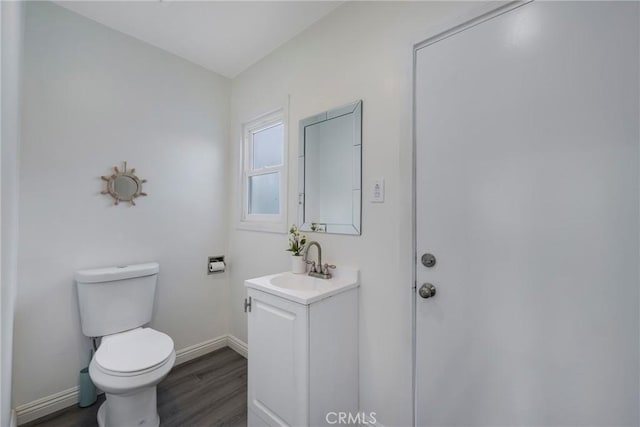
xmin=298 ymin=100 xmax=362 ymax=235
xmin=100 ymin=161 xmax=147 ymax=206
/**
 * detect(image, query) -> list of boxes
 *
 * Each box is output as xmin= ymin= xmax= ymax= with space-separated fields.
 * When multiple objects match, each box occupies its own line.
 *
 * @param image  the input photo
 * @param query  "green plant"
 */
xmin=286 ymin=224 xmax=307 ymax=256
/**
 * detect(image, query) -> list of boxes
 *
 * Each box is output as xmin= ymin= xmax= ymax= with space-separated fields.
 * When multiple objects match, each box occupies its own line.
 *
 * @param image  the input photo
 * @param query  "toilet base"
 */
xmin=97 ymin=402 xmax=106 ymax=427
xmin=97 ymin=386 xmax=160 ymax=427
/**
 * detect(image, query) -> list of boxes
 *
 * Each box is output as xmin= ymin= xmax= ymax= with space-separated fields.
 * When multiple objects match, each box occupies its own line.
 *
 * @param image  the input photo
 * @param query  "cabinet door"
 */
xmin=247 ymin=289 xmax=308 ymax=426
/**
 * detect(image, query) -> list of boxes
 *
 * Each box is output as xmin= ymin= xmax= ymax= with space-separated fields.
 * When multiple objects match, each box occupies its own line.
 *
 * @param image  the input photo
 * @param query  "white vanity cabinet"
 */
xmin=245 ymin=270 xmax=359 ymax=427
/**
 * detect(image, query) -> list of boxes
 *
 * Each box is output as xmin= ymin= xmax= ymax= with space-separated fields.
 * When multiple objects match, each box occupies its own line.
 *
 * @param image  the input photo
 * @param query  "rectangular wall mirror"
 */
xmin=298 ymin=100 xmax=362 ymax=235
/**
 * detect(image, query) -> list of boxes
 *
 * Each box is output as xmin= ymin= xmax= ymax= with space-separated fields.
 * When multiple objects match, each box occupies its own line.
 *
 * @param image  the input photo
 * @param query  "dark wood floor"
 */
xmin=23 ymin=347 xmax=247 ymax=427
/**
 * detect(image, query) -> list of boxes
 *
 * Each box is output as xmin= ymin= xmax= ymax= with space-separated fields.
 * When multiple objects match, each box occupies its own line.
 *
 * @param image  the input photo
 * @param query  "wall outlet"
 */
xmin=371 ymin=178 xmax=385 ymax=203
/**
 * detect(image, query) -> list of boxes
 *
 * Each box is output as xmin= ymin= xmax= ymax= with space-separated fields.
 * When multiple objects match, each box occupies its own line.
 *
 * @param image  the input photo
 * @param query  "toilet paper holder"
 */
xmin=208 ymin=256 xmax=226 ymax=274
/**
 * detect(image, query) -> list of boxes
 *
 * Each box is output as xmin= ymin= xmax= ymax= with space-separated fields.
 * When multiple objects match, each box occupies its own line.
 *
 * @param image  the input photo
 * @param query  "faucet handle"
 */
xmin=322 ymin=263 xmax=336 ymax=275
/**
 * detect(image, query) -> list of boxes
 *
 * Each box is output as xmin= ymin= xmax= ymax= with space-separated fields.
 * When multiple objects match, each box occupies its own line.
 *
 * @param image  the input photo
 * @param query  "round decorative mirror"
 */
xmin=101 ymin=161 xmax=147 ymax=206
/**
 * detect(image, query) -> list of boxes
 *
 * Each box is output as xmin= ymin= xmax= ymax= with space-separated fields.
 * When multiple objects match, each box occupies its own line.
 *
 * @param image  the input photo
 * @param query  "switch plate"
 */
xmin=371 ymin=178 xmax=385 ymax=203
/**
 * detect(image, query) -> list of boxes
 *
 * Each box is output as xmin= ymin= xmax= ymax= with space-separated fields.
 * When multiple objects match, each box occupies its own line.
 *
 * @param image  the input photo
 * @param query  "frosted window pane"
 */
xmin=249 ymin=173 xmax=279 ymax=215
xmin=253 ymin=124 xmax=283 ymax=169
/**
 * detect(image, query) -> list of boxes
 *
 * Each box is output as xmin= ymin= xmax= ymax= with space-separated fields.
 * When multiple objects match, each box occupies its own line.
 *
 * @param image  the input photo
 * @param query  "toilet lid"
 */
xmin=95 ymin=328 xmax=174 ymax=373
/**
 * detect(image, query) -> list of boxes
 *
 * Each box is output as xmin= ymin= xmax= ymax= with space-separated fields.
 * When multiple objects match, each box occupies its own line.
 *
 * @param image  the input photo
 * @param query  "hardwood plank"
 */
xmin=22 ymin=347 xmax=247 ymax=427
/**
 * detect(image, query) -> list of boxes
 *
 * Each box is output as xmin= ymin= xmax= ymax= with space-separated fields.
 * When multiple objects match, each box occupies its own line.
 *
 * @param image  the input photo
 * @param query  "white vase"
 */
xmin=291 ymin=256 xmax=307 ymax=274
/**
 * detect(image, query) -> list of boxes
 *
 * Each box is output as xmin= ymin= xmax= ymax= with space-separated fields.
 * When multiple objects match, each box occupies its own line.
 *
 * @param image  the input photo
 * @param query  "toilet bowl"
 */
xmin=89 ymin=327 xmax=176 ymax=427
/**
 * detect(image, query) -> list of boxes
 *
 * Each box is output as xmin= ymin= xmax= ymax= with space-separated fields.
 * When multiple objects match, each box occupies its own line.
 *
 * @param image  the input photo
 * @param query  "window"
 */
xmin=239 ymin=110 xmax=287 ymax=232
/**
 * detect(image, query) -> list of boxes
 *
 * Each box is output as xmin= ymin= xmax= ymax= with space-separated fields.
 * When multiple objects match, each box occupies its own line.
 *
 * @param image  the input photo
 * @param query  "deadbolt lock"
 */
xmin=421 ymin=253 xmax=436 ymax=268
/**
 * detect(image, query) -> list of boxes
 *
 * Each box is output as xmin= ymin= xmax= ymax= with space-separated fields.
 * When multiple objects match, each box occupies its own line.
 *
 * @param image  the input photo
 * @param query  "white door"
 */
xmin=415 ymin=2 xmax=639 ymax=426
xmin=247 ymin=289 xmax=308 ymax=426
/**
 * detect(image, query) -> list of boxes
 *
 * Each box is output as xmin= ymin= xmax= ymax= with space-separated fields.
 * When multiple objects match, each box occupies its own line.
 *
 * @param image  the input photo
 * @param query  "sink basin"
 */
xmin=245 ymin=268 xmax=359 ymax=305
xmin=269 ymin=274 xmax=332 ymax=291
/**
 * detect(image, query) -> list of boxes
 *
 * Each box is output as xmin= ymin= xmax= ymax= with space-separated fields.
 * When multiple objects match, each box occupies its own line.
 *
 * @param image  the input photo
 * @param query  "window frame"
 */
xmin=238 ymin=109 xmax=288 ymax=233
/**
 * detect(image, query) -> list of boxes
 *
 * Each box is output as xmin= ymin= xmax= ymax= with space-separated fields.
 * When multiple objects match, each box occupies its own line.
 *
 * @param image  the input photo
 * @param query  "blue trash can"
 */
xmin=78 ymin=351 xmax=97 ymax=408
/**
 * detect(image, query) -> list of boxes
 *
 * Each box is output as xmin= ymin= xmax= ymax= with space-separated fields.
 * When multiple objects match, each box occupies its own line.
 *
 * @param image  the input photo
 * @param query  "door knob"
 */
xmin=419 ymin=283 xmax=436 ymax=299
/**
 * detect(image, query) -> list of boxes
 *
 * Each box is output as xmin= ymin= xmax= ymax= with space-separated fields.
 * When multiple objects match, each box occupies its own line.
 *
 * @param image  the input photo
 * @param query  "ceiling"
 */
xmin=56 ymin=1 xmax=343 ymax=79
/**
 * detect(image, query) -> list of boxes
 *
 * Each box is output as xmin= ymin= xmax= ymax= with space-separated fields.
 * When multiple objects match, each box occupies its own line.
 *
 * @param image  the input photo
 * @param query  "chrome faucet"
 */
xmin=303 ymin=241 xmax=335 ymax=279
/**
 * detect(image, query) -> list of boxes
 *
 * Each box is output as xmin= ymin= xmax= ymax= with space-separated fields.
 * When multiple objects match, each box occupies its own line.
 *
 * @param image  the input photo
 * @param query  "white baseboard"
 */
xmin=174 ymin=334 xmax=228 ymax=365
xmin=15 ymin=334 xmax=247 ymax=425
xmin=226 ymin=334 xmax=248 ymax=359
xmin=15 ymin=386 xmax=80 ymax=425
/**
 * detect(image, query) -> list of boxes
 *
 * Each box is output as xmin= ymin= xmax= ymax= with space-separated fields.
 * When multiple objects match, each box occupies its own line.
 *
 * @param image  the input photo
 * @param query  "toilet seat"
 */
xmin=95 ymin=328 xmax=174 ymax=377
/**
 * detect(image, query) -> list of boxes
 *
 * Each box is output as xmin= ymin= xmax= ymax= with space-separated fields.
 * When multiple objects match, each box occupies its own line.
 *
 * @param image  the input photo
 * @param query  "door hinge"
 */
xmin=244 ymin=297 xmax=252 ymax=313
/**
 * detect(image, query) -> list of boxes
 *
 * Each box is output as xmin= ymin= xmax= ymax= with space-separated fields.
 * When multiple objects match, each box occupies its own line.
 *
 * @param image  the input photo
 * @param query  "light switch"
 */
xmin=371 ymin=178 xmax=385 ymax=203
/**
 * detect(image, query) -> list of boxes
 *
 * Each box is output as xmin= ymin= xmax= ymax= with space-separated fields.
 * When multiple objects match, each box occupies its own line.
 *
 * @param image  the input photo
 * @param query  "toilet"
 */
xmin=75 ymin=262 xmax=175 ymax=427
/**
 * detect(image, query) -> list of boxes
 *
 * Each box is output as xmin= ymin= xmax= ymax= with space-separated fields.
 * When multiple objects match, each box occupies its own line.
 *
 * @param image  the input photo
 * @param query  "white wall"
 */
xmin=14 ymin=1 xmax=230 ymax=408
xmin=227 ymin=2 xmax=490 ymax=425
xmin=1 ymin=1 xmax=25 ymax=424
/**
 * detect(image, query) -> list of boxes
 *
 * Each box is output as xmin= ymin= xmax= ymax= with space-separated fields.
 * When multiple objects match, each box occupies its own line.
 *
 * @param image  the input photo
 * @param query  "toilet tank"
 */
xmin=76 ymin=263 xmax=159 ymax=337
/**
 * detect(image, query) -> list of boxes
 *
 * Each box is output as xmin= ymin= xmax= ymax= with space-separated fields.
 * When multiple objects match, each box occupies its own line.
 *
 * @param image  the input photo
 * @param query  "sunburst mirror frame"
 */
xmin=100 ymin=161 xmax=147 ymax=206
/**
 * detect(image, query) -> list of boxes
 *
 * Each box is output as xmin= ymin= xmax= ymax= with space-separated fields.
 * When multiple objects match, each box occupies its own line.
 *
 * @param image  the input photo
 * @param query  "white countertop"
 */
xmin=244 ymin=267 xmax=359 ymax=305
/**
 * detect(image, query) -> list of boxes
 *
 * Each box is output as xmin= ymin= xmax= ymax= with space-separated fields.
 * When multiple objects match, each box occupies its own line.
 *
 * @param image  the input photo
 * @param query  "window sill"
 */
xmin=236 ymin=220 xmax=287 ymax=234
